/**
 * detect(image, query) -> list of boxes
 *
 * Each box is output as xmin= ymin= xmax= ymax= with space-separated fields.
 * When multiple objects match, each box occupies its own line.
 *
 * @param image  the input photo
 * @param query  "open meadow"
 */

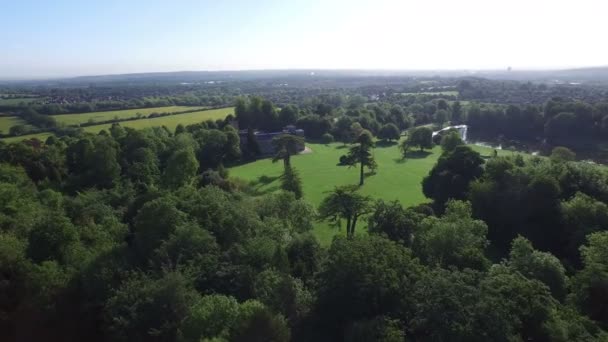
xmin=52 ymin=106 xmax=206 ymax=126
xmin=229 ymin=142 xmax=515 ymax=245
xmin=81 ymin=107 xmax=233 ymax=134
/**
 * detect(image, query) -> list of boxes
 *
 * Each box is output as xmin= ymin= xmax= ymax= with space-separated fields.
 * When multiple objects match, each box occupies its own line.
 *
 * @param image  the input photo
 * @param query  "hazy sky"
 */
xmin=1 ymin=0 xmax=606 ymax=78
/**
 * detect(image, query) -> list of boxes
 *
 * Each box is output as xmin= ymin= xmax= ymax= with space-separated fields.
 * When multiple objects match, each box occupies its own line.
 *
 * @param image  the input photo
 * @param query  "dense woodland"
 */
xmin=2 ymin=75 xmax=608 ymax=341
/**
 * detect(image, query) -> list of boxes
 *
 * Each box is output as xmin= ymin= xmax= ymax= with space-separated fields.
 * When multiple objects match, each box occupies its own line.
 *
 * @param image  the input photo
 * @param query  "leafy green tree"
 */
xmin=345 ymin=316 xmax=405 ymax=342
xmin=133 ymin=197 xmax=186 ymax=258
xmin=440 ymin=130 xmax=464 ymax=152
xmin=272 ymin=134 xmax=304 ymax=170
xmin=413 ymin=200 xmax=490 ymax=270
xmin=180 ymin=294 xmax=240 ymax=341
xmin=318 ymin=185 xmax=372 ymax=238
xmin=27 ymin=212 xmax=79 ymax=265
xmin=508 ymin=236 xmax=567 ymax=299
xmin=569 ymin=232 xmax=608 ymax=327
xmin=550 ymin=146 xmax=576 ymax=163
xmin=281 ymin=165 xmax=303 ymax=199
xmin=367 ymin=200 xmax=423 ymax=246
xmin=408 ymin=126 xmax=433 ymax=152
xmin=344 ymin=129 xmax=377 ymax=186
xmin=378 ymin=123 xmax=400 ymax=142
xmin=315 ymin=236 xmax=422 ymax=340
xmin=434 ymin=109 xmax=450 ymax=128
xmin=451 ymin=101 xmax=463 ymax=123
xmin=422 ymin=145 xmax=484 ymax=208
xmin=105 ymin=271 xmax=199 ymax=342
xmin=162 ymin=148 xmax=198 ymax=189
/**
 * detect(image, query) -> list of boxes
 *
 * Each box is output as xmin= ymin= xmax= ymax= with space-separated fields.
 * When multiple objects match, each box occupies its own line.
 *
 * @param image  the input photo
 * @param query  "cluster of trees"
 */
xmin=2 ymin=93 xmax=608 ymax=341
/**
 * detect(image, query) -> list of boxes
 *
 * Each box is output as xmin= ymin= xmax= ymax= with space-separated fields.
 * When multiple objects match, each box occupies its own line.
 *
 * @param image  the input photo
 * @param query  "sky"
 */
xmin=1 ymin=0 xmax=607 ymax=79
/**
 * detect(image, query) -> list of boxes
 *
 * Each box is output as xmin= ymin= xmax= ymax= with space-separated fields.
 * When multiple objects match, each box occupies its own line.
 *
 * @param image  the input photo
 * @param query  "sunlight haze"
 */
xmin=1 ymin=0 xmax=607 ymax=78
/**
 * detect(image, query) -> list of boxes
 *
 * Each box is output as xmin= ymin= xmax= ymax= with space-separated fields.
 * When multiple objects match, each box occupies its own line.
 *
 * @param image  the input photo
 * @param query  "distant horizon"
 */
xmin=2 ymin=65 xmax=608 ymax=82
xmin=2 ymin=0 xmax=607 ymax=80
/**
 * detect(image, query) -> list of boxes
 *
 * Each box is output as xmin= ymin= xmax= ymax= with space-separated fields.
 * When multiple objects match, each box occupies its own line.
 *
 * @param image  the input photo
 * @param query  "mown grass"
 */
xmin=52 ymin=106 xmax=206 ymax=126
xmin=229 ymin=142 xmax=516 ymax=245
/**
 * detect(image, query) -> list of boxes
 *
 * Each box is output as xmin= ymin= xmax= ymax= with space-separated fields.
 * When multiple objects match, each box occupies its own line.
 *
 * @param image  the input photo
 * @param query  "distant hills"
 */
xmin=3 ymin=66 xmax=608 ymax=86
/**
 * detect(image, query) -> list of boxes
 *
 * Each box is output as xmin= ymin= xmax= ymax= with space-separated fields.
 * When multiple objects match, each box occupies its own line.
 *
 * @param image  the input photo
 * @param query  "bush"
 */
xmin=321 ymin=133 xmax=334 ymax=144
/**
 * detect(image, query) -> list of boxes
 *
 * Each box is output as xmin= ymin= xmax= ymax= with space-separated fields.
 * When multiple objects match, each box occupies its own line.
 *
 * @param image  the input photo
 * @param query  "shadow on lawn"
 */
xmin=376 ymin=140 xmax=398 ymax=148
xmin=404 ymin=150 xmax=432 ymax=159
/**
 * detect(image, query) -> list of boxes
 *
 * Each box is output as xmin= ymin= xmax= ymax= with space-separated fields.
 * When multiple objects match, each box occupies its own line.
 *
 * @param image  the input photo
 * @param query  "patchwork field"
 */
xmin=229 ymin=142 xmax=514 ymax=245
xmin=0 ymin=107 xmax=234 ymax=143
xmin=52 ymin=106 xmax=206 ymax=126
xmin=401 ymin=90 xmax=459 ymax=96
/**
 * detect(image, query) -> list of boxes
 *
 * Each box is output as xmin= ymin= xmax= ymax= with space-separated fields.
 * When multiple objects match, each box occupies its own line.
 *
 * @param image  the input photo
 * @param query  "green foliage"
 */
xmin=569 ymin=232 xmax=608 ymax=327
xmin=316 ymin=235 xmax=422 ymax=339
xmin=440 ymin=130 xmax=464 ymax=152
xmin=551 ymin=146 xmax=576 ymax=162
xmin=422 ymin=145 xmax=484 ymax=208
xmin=413 ymin=200 xmax=490 ymax=270
xmin=162 ymin=147 xmax=199 ymax=189
xmin=378 ymin=123 xmax=400 ymax=141
xmin=367 ymin=200 xmax=423 ymax=246
xmin=105 ymin=271 xmax=199 ymax=342
xmin=318 ymin=185 xmax=372 ymax=238
xmin=343 ymin=129 xmax=377 ymax=185
xmin=408 ymin=126 xmax=433 ymax=151
xmin=508 ymin=236 xmax=568 ymax=299
xmin=281 ymin=165 xmax=303 ymax=199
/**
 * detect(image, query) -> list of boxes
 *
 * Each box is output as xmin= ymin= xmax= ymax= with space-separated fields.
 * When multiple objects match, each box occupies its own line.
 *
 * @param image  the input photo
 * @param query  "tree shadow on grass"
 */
xmin=335 ymin=145 xmax=349 ymax=150
xmin=393 ymin=158 xmax=407 ymax=164
xmin=244 ymin=185 xmax=281 ymax=197
xmin=376 ymin=140 xmax=398 ymax=148
xmin=404 ymin=150 xmax=433 ymax=159
xmin=248 ymin=175 xmax=280 ymax=187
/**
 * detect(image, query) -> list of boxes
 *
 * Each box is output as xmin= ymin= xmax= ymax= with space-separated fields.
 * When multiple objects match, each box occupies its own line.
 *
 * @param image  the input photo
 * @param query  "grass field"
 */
xmin=82 ymin=107 xmax=234 ymax=134
xmin=52 ymin=106 xmax=206 ymax=126
xmin=0 ymin=107 xmax=234 ymax=143
xmin=229 ymin=142 xmax=516 ymax=245
xmin=2 ymin=132 xmax=53 ymax=143
xmin=0 ymin=116 xmax=29 ymax=133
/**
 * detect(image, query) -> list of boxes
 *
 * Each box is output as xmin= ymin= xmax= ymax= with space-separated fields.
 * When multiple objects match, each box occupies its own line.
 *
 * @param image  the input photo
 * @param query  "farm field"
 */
xmin=82 ymin=107 xmax=234 ymax=134
xmin=229 ymin=142 xmax=516 ymax=245
xmin=0 ymin=107 xmax=234 ymax=143
xmin=52 ymin=106 xmax=206 ymax=126
xmin=0 ymin=97 xmax=42 ymax=105
xmin=0 ymin=116 xmax=29 ymax=133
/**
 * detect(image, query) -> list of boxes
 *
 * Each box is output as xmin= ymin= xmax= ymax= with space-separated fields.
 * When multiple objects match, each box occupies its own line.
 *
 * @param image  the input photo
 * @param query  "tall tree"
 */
xmin=343 ymin=130 xmax=376 ymax=186
xmin=318 ymin=185 xmax=371 ymax=238
xmin=272 ymin=134 xmax=304 ymax=170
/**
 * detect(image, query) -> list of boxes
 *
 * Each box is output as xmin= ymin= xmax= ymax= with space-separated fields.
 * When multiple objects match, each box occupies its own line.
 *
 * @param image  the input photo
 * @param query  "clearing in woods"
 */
xmin=229 ymin=142 xmax=514 ymax=245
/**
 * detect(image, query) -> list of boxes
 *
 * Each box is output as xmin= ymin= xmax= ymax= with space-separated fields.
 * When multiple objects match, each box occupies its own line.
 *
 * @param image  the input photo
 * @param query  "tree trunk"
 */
xmin=345 ymin=217 xmax=352 ymax=239
xmin=351 ymin=214 xmax=359 ymax=238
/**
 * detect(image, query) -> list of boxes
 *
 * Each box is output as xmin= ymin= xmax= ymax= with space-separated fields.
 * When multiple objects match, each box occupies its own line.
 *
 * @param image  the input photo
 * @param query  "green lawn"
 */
xmin=229 ymin=142 xmax=516 ymax=245
xmin=52 ymin=106 xmax=206 ymax=126
xmin=82 ymin=107 xmax=234 ymax=134
xmin=0 ymin=116 xmax=29 ymax=133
